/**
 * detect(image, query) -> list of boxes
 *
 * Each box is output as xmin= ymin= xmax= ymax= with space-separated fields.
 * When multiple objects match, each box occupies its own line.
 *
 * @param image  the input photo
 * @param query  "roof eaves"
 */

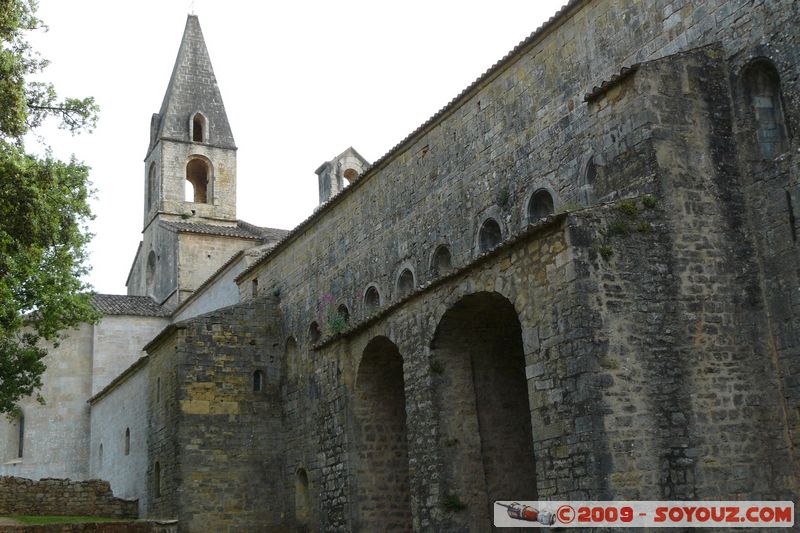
xmin=235 ymin=0 xmax=588 ymax=284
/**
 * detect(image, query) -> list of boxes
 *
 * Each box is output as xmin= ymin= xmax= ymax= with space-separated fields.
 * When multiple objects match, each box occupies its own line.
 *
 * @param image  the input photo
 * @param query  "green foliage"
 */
xmin=442 ymin=494 xmax=468 ymax=512
xmin=0 ymin=1 xmax=100 ymax=414
xmin=599 ymin=245 xmax=613 ymax=261
xmin=0 ymin=1 xmax=98 ymax=141
xmin=636 ymin=221 xmax=652 ymax=233
xmin=430 ymin=359 xmax=444 ymax=375
xmin=607 ymin=220 xmax=629 ymax=237
xmin=444 ymin=437 xmax=459 ymax=447
xmin=496 ymin=187 xmax=510 ymax=207
xmin=642 ymin=195 xmax=657 ymax=209
xmin=615 ymin=199 xmax=639 ymax=218
xmin=327 ymin=313 xmax=348 ymax=336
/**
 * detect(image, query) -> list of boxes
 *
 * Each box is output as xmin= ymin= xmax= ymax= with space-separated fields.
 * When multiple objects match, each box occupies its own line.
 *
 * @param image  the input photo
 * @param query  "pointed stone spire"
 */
xmin=151 ymin=15 xmax=235 ymax=151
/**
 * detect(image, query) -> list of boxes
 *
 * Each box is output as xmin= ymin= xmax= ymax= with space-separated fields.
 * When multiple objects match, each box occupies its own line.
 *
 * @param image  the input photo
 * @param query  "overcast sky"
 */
xmin=27 ymin=0 xmax=566 ymax=295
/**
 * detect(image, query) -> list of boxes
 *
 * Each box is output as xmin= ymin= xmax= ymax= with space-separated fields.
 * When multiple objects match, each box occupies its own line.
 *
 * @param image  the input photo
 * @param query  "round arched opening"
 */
xmin=432 ymin=245 xmax=452 ymax=276
xmin=478 ymin=218 xmax=502 ymax=252
xmin=430 ymin=292 xmax=536 ymax=527
xmin=186 ymin=158 xmax=210 ymax=203
xmin=528 ymin=189 xmax=554 ymax=222
xmin=308 ymin=322 xmax=321 ymax=344
xmin=343 ymin=168 xmax=358 ymax=183
xmin=354 ymin=336 xmax=412 ymax=529
xmin=364 ymin=286 xmax=381 ymax=311
xmin=396 ymin=269 xmax=415 ymax=298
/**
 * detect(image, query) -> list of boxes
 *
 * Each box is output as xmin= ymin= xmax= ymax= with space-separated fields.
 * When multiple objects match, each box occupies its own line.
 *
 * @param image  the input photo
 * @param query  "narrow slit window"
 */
xmin=192 ymin=113 xmax=206 ymax=142
xmin=253 ymin=370 xmax=264 ymax=392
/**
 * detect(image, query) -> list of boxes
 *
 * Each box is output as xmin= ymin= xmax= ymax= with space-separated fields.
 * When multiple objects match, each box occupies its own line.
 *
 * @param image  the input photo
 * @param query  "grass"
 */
xmin=3 ymin=516 xmax=122 ymax=524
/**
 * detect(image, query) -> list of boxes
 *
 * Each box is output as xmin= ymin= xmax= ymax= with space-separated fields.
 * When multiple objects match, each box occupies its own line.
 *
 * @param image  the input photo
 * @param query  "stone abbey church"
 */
xmin=1 ymin=0 xmax=800 ymax=530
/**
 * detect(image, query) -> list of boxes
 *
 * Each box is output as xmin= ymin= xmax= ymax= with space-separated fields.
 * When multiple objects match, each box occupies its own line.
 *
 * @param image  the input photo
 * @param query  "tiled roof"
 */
xmin=584 ymin=64 xmax=641 ymax=102
xmin=92 ymin=294 xmax=169 ymax=317
xmin=162 ymin=220 xmax=288 ymax=241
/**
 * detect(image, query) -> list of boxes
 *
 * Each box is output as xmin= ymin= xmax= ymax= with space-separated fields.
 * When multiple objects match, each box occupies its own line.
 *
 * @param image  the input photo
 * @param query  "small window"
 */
xmin=186 ymin=158 xmax=210 ymax=203
xmin=146 ymin=251 xmax=157 ymax=295
xmin=253 ymin=370 xmax=264 ymax=392
xmin=154 ymin=461 xmax=161 ymax=498
xmin=579 ymin=155 xmax=597 ymax=206
xmin=17 ymin=414 xmax=24 ymax=459
xmin=431 ymin=245 xmax=452 ymax=276
xmin=343 ymin=168 xmax=358 ymax=183
xmin=364 ymin=286 xmax=381 ymax=310
xmin=252 ymin=279 xmax=259 ymax=298
xmin=146 ymin=163 xmax=157 ymax=210
xmin=478 ymin=218 xmax=502 ymax=252
xmin=309 ymin=322 xmax=321 ymax=344
xmin=337 ymin=304 xmax=350 ymax=325
xmin=528 ymin=189 xmax=554 ymax=221
xmin=397 ymin=269 xmax=415 ymax=298
xmin=156 ymin=377 xmax=161 ymax=403
xmin=99 ymin=443 xmax=103 ymax=469
xmin=742 ymin=59 xmax=789 ymax=158
xmin=124 ymin=428 xmax=130 ymax=456
xmin=295 ymin=468 xmax=311 ymax=525
xmin=192 ymin=113 xmax=206 ymax=143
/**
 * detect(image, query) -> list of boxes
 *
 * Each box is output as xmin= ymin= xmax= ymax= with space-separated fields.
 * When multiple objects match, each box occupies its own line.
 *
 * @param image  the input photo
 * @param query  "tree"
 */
xmin=0 ymin=0 xmax=100 ymax=414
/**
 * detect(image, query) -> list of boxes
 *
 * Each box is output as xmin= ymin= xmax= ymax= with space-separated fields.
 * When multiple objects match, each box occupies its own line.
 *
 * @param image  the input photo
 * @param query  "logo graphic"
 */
xmin=495 ymin=502 xmax=556 ymax=525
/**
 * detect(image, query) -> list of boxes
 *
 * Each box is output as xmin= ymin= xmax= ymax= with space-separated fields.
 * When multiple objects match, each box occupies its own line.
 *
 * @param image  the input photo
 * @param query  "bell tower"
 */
xmin=128 ymin=15 xmax=247 ymax=308
xmin=142 ymin=14 xmax=237 ymax=227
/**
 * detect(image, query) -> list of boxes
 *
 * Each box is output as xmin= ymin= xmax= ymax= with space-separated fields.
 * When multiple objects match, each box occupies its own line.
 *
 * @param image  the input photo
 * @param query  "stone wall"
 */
xmin=0 ymin=477 xmax=137 ymax=518
xmin=135 ymin=1 xmax=799 ymax=530
xmin=1 ymin=522 xmax=176 ymax=533
xmin=90 ymin=361 xmax=151 ymax=513
xmin=91 ymin=316 xmax=167 ymax=396
xmin=0 ymin=324 xmax=93 ymax=480
xmin=146 ymin=299 xmax=286 ymax=531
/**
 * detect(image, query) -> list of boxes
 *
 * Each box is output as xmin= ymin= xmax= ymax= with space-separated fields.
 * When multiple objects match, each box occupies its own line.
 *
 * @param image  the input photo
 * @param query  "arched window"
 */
xmin=337 ymin=304 xmax=350 ymax=325
xmin=17 ymin=413 xmax=24 ymax=458
xmin=124 ymin=428 xmax=130 ymax=456
xmin=397 ymin=269 xmax=415 ymax=298
xmin=98 ymin=443 xmax=103 ymax=469
xmin=309 ymin=322 xmax=321 ymax=344
xmin=146 ymin=251 xmax=157 ymax=296
xmin=364 ymin=286 xmax=381 ymax=311
xmin=154 ymin=461 xmax=161 ymax=498
xmin=295 ymin=468 xmax=311 ymax=525
xmin=253 ymin=370 xmax=264 ymax=392
xmin=578 ymin=155 xmax=597 ymax=206
xmin=478 ymin=218 xmax=502 ymax=252
xmin=185 ymin=158 xmax=210 ymax=203
xmin=146 ymin=163 xmax=157 ymax=211
xmin=192 ymin=113 xmax=206 ymax=143
xmin=432 ymin=245 xmax=453 ymax=276
xmin=742 ymin=59 xmax=789 ymax=158
xmin=528 ymin=189 xmax=554 ymax=222
xmin=343 ymin=168 xmax=358 ymax=183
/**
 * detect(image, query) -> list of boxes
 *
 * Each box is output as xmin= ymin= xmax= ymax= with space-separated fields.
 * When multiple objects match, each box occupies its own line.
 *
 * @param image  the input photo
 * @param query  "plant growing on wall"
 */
xmin=318 ymin=293 xmax=349 ymax=338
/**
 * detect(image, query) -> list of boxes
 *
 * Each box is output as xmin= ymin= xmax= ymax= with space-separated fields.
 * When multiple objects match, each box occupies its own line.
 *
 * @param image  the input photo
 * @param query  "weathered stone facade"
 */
xmin=0 ymin=477 xmax=137 ymax=518
xmin=2 ymin=1 xmax=800 ymax=531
